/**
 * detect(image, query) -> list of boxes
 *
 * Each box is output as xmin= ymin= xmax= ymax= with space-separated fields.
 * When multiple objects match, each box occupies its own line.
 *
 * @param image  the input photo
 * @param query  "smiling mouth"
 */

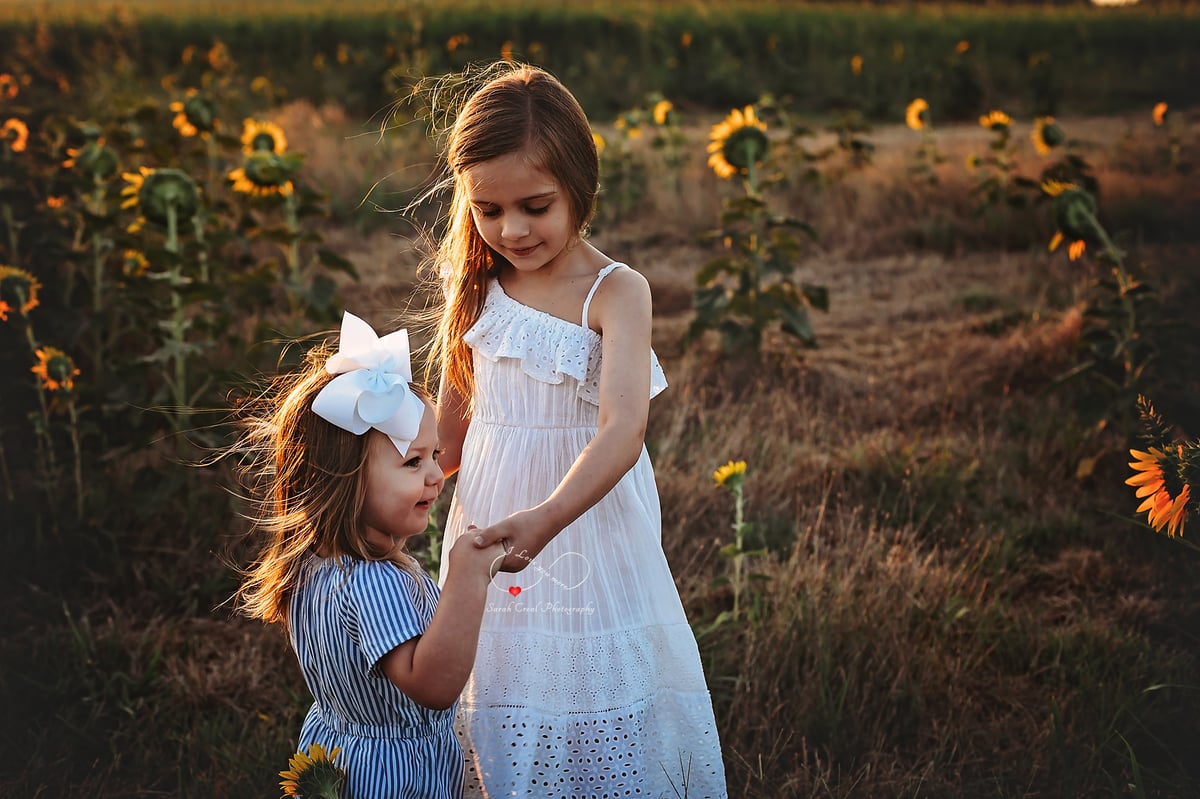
xmin=508 ymin=244 xmax=539 ymax=257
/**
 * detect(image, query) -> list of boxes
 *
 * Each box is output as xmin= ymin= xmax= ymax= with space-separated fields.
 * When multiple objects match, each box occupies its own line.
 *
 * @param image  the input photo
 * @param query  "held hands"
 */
xmin=449 ymin=526 xmax=507 ymax=581
xmin=469 ymin=510 xmax=555 ymax=573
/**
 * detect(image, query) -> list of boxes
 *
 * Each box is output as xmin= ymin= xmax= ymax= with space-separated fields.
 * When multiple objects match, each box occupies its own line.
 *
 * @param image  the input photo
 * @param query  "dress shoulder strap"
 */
xmin=581 ymin=262 xmax=627 ymax=329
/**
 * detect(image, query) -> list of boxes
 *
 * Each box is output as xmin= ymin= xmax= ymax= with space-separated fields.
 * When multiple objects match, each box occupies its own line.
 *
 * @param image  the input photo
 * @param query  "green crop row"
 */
xmin=0 ymin=2 xmax=1197 ymax=121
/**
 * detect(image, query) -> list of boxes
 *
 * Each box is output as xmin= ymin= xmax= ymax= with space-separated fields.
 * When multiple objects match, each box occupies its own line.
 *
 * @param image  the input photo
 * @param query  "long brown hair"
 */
xmin=424 ymin=63 xmax=599 ymax=400
xmin=231 ymin=342 xmax=428 ymax=627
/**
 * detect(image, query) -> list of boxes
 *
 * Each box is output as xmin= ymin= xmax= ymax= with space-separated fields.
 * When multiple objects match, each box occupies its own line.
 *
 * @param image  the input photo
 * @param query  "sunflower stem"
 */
xmin=1084 ymin=208 xmax=1124 ymax=268
xmin=2 ymin=201 xmax=18 ymax=264
xmin=193 ymin=212 xmax=208 ymax=283
xmin=67 ymin=397 xmax=83 ymax=520
xmin=166 ymin=204 xmax=188 ymax=440
xmin=89 ymin=172 xmax=109 ymax=381
xmin=205 ymin=134 xmax=220 ymax=199
xmin=1083 ymin=207 xmax=1141 ymax=393
xmin=89 ymin=173 xmax=108 ymax=313
xmin=731 ymin=480 xmax=746 ymax=621
xmin=24 ymin=321 xmax=59 ymax=530
xmin=285 ymin=188 xmax=301 ymax=288
xmin=0 ymin=422 xmax=14 ymax=502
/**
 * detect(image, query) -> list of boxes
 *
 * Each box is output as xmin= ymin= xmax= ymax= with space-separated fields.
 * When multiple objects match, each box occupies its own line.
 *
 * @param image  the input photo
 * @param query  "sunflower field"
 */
xmin=2 ymin=1 xmax=1199 ymax=797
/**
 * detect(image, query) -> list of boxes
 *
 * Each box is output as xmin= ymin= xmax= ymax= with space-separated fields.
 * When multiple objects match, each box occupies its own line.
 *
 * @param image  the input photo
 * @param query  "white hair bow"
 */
xmin=311 ymin=312 xmax=426 ymax=456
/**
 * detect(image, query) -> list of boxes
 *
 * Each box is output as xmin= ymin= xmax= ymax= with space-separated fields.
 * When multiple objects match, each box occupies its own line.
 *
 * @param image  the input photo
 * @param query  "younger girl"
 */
xmin=428 ymin=64 xmax=729 ymax=797
xmin=234 ymin=311 xmax=504 ymax=799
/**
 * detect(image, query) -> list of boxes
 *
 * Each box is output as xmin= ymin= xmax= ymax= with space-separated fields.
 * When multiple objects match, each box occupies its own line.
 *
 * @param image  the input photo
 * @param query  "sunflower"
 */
xmin=122 ymin=167 xmax=201 ymax=227
xmin=446 ymin=33 xmax=470 ymax=53
xmin=1047 ymin=232 xmax=1086 ymax=262
xmin=63 ymin=136 xmax=118 ymax=179
xmin=0 ymin=264 xmax=41 ymax=318
xmin=31 ymin=347 xmax=80 ymax=393
xmin=280 ymin=743 xmax=344 ymax=799
xmin=1040 ymin=179 xmax=1076 ymax=198
xmin=2 ymin=118 xmax=28 ymax=153
xmin=0 ymin=73 xmax=17 ymax=100
xmin=120 ymin=167 xmax=153 ymax=211
xmin=170 ymin=88 xmax=218 ymax=138
xmin=592 ymin=131 xmax=606 ymax=155
xmin=122 ymin=249 xmax=150 ymax=277
xmin=207 ymin=41 xmax=232 ymax=72
xmin=228 ymin=150 xmax=295 ymax=198
xmin=850 ymin=54 xmax=863 ymax=75
xmin=241 ymin=118 xmax=288 ymax=156
xmin=1127 ymin=447 xmax=1190 ymax=537
xmin=905 ymin=98 xmax=929 ymax=131
xmin=707 ymin=105 xmax=768 ymax=180
xmin=713 ymin=460 xmax=747 ymax=488
xmin=652 ymin=99 xmax=673 ymax=126
xmin=0 ymin=299 xmax=10 ymax=321
xmin=1031 ymin=116 xmax=1064 ymax=156
xmin=1043 ymin=179 xmax=1096 ymax=262
xmin=979 ymin=110 xmax=1012 ymax=132
xmin=1152 ymin=102 xmax=1168 ymax=127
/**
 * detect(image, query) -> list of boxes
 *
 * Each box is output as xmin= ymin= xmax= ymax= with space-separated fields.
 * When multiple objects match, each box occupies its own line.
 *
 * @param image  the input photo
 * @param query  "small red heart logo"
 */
xmin=508 ymin=586 xmax=522 ymax=596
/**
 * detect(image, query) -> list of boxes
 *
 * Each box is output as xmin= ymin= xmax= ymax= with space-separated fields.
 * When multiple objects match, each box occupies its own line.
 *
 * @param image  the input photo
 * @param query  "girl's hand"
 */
xmin=450 ymin=525 xmax=507 ymax=580
xmin=470 ymin=511 xmax=554 ymax=573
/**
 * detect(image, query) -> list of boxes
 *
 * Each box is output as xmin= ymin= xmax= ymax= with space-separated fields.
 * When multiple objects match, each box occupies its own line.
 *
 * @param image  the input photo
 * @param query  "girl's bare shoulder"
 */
xmin=599 ymin=262 xmax=650 ymax=299
xmin=590 ymin=264 xmax=651 ymax=331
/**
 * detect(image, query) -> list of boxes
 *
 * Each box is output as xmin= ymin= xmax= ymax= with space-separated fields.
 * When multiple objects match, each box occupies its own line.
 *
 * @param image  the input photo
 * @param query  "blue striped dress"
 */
xmin=290 ymin=555 xmax=463 ymax=799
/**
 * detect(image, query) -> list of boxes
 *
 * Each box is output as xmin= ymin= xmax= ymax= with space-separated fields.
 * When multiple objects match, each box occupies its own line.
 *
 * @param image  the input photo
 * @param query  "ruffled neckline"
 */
xmin=463 ymin=274 xmax=667 ymax=406
xmin=491 ymin=278 xmax=600 ymax=339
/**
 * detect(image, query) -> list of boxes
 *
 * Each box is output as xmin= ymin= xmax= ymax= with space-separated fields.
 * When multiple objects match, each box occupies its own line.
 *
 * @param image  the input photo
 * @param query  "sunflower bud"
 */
xmin=137 ymin=168 xmax=200 ymax=226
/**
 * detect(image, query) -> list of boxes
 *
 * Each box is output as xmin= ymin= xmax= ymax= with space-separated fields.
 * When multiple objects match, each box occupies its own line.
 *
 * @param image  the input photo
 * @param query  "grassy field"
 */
xmin=1 ymin=2 xmax=1199 ymax=797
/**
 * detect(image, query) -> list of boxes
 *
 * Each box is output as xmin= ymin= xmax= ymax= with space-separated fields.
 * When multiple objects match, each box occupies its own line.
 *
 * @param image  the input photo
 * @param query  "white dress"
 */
xmin=439 ymin=263 xmax=728 ymax=798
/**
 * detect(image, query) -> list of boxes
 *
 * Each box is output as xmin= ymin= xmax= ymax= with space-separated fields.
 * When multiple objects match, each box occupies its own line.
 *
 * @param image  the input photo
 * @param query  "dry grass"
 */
xmin=5 ymin=103 xmax=1198 ymax=798
xmin=281 ymin=107 xmax=1200 ymax=795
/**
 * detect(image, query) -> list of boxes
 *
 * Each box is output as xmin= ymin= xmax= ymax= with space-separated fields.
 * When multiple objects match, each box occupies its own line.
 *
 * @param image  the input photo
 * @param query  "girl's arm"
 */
xmin=436 ymin=373 xmax=472 ymax=478
xmin=378 ymin=536 xmax=503 ymax=710
xmin=473 ymin=267 xmax=653 ymax=571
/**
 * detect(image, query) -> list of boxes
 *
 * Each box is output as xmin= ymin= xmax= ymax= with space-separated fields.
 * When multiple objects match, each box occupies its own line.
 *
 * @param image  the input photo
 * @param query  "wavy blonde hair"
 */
xmin=423 ymin=63 xmax=599 ymax=400
xmin=231 ymin=342 xmax=429 ymax=627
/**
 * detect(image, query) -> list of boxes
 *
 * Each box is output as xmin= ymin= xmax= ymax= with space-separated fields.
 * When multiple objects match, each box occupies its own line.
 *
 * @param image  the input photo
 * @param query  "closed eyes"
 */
xmin=473 ymin=204 xmax=551 ymax=219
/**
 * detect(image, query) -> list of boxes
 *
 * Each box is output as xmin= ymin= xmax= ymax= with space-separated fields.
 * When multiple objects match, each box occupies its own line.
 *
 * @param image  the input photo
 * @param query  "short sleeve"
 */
xmin=343 ymin=560 xmax=427 ymax=674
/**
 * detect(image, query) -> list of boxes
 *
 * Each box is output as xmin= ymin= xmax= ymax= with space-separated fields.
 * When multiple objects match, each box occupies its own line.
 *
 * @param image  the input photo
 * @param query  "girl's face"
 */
xmin=463 ymin=150 xmax=577 ymax=275
xmin=361 ymin=401 xmax=444 ymax=552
